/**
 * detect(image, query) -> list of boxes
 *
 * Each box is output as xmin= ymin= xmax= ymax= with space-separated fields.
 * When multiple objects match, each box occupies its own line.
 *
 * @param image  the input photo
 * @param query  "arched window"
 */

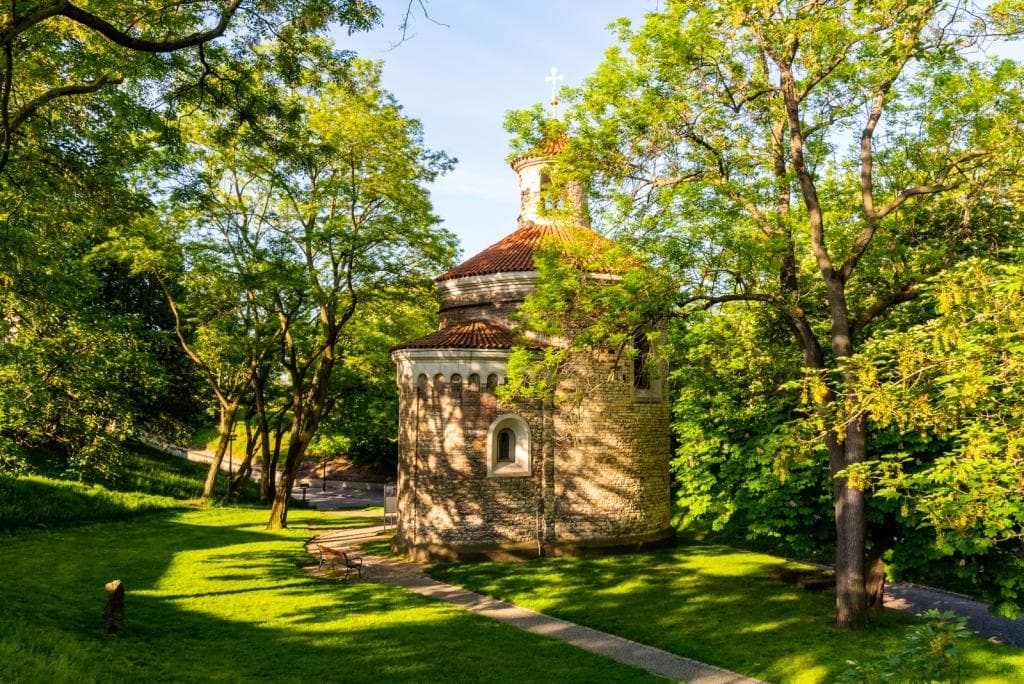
xmin=633 ymin=331 xmax=652 ymax=390
xmin=451 ymin=373 xmax=463 ymax=398
xmin=497 ymin=428 xmax=515 ymax=463
xmin=486 ymin=414 xmax=530 ymax=477
xmin=539 ymin=172 xmax=565 ymax=212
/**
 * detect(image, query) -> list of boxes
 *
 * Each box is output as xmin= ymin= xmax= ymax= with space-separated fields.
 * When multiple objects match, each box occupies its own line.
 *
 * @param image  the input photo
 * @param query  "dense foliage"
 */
xmin=1 ymin=2 xmax=451 ymax=530
xmin=506 ymin=0 xmax=1024 ymax=625
xmin=0 ymin=0 xmax=381 ymax=476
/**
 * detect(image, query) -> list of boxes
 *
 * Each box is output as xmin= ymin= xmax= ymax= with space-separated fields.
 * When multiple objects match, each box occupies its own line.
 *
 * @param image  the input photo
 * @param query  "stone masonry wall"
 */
xmin=438 ymin=299 xmax=522 ymax=327
xmin=553 ymin=352 xmax=671 ymax=541
xmin=394 ymin=348 xmax=671 ymax=552
xmin=395 ymin=371 xmax=544 ymax=549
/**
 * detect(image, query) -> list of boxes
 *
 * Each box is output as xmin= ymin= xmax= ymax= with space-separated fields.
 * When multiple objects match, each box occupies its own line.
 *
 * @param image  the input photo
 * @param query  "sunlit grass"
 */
xmin=0 ymin=507 xmax=654 ymax=682
xmin=191 ymin=423 xmax=290 ymax=455
xmin=430 ymin=543 xmax=1024 ymax=683
xmin=0 ymin=447 xmax=267 ymax=531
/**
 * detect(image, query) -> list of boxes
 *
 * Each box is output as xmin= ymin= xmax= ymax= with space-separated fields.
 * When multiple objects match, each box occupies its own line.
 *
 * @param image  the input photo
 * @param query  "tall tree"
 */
xmin=0 ymin=0 xmax=380 ymax=172
xmin=546 ymin=0 xmax=1023 ymax=627
xmin=1 ymin=0 xmax=382 ymax=477
xmin=135 ymin=57 xmax=456 ymax=526
xmin=104 ymin=109 xmax=285 ymax=499
xmin=849 ymin=256 xmax=1024 ymax=617
xmin=261 ymin=61 xmax=456 ymax=529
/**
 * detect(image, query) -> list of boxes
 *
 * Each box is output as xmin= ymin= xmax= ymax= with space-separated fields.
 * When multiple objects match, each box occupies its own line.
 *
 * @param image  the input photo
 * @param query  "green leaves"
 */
xmin=851 ymin=256 xmax=1024 ymax=614
xmin=838 ymin=609 xmax=972 ymax=683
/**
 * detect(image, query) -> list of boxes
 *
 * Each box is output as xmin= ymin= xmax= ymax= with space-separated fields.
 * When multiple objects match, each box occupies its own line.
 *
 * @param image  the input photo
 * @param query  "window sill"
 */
xmin=487 ymin=466 xmax=531 ymax=478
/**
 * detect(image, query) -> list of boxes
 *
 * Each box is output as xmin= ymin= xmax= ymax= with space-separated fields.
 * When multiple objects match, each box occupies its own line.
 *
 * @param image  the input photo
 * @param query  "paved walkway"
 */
xmin=308 ymin=527 xmax=759 ymax=683
xmin=793 ymin=559 xmax=1024 ymax=648
xmin=308 ymin=524 xmax=1024 ymax=681
xmin=380 ymin=565 xmax=759 ymax=683
xmin=292 ymin=477 xmax=385 ymax=510
xmin=885 ymin=582 xmax=1024 ymax=648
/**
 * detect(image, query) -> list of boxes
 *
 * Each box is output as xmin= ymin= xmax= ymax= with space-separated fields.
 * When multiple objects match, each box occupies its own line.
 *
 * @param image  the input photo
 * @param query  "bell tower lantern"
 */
xmin=511 ymin=136 xmax=589 ymax=228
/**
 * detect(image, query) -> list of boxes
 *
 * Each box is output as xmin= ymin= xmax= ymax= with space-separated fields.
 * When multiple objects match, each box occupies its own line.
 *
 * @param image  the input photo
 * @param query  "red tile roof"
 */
xmin=391 ymin=320 xmax=515 ymax=351
xmin=435 ymin=222 xmax=614 ymax=282
xmin=510 ymin=134 xmax=570 ymax=169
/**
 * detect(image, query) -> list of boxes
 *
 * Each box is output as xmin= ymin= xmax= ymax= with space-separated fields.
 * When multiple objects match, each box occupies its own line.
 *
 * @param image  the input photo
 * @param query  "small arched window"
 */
xmin=486 ymin=414 xmax=530 ymax=477
xmin=497 ymin=428 xmax=515 ymax=463
xmin=633 ymin=331 xmax=652 ymax=390
xmin=451 ymin=373 xmax=463 ymax=398
xmin=539 ymin=172 xmax=565 ymax=211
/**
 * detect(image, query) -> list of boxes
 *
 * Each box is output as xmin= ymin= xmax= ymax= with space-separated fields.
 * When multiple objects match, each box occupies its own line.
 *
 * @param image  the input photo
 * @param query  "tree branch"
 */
xmin=842 ymin=151 xmax=988 ymax=281
xmin=852 ymin=282 xmax=919 ymax=339
xmin=1 ymin=37 xmax=12 ymax=172
xmin=59 ymin=0 xmax=241 ymax=53
xmin=677 ymin=291 xmax=826 ymax=368
xmin=0 ymin=0 xmax=67 ymax=47
xmin=875 ymin=151 xmax=989 ymax=220
xmin=8 ymin=74 xmax=121 ymax=132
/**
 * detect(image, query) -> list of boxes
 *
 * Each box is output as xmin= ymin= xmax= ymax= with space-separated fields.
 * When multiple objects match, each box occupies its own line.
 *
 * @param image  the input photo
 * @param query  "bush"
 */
xmin=837 ymin=610 xmax=971 ymax=683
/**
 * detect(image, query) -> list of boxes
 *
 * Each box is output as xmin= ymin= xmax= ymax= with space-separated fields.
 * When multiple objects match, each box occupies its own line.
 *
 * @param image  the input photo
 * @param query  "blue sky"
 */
xmin=337 ymin=1 xmax=1022 ymax=264
xmin=338 ymin=1 xmax=657 ymax=261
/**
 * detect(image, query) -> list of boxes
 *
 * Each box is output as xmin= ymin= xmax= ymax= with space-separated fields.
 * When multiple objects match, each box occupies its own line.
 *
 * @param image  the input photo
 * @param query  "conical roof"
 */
xmin=390 ymin=320 xmax=515 ymax=351
xmin=510 ymin=134 xmax=569 ymax=170
xmin=435 ymin=222 xmax=614 ymax=282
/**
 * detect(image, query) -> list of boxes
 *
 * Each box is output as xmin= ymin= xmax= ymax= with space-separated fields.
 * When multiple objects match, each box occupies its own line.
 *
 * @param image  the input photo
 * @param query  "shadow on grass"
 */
xmin=0 ymin=507 xmax=656 ymax=683
xmin=428 ymin=542 xmax=1024 ymax=684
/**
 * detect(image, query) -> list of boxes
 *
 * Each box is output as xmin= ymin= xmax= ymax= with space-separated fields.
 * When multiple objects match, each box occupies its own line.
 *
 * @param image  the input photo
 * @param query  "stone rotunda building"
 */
xmin=390 ymin=138 xmax=673 ymax=561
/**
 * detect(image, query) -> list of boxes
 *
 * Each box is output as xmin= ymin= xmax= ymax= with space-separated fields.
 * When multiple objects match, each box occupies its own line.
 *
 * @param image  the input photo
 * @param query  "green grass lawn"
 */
xmin=93 ymin=445 xmax=261 ymax=501
xmin=0 ymin=475 xmax=188 ymax=530
xmin=429 ymin=544 xmax=1024 ymax=683
xmin=1 ymin=446 xmax=266 ymax=530
xmin=0 ymin=507 xmax=654 ymax=683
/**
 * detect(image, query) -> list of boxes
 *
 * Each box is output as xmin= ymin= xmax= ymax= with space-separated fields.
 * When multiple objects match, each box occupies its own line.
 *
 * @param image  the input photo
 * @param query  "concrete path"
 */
xmin=181 ymin=447 xmax=386 ymax=509
xmin=292 ymin=477 xmax=385 ymax=510
xmin=790 ymin=558 xmax=1024 ymax=648
xmin=381 ymin=566 xmax=759 ymax=683
xmin=308 ymin=530 xmax=759 ymax=683
xmin=885 ymin=582 xmax=1024 ymax=648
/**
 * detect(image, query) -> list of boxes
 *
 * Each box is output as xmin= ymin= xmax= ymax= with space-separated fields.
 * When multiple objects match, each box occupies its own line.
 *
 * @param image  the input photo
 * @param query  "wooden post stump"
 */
xmin=103 ymin=579 xmax=125 ymax=636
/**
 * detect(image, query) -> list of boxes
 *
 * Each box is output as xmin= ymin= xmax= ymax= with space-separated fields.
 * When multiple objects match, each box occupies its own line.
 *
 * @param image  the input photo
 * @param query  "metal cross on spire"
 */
xmin=545 ymin=66 xmax=564 ymax=116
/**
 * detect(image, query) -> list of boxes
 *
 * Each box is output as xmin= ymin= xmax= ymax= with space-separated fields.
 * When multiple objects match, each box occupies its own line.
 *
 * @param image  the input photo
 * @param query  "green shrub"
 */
xmin=837 ymin=610 xmax=971 ymax=683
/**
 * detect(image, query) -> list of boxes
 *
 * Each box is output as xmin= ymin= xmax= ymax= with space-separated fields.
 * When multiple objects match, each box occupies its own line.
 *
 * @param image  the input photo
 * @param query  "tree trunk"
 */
xmin=865 ymin=546 xmax=887 ymax=611
xmin=832 ymin=397 xmax=869 ymax=628
xmin=267 ymin=466 xmax=294 ymax=530
xmin=267 ymin=429 xmax=313 ymax=530
xmin=822 ymin=273 xmax=870 ymax=629
xmin=866 ymin=516 xmax=897 ymax=610
xmin=201 ymin=403 xmax=238 ymax=499
xmin=833 ymin=475 xmax=868 ymax=627
xmin=267 ymin=399 xmax=319 ymax=530
xmin=540 ymin=398 xmax=556 ymax=554
xmin=252 ymin=372 xmax=275 ymax=505
xmin=229 ymin=420 xmax=258 ymax=496
xmin=268 ymin=418 xmax=284 ymax=501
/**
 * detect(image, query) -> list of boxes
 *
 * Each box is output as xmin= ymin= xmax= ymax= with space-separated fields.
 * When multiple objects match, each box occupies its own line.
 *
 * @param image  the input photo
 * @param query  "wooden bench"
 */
xmin=313 ymin=543 xmax=363 ymax=579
